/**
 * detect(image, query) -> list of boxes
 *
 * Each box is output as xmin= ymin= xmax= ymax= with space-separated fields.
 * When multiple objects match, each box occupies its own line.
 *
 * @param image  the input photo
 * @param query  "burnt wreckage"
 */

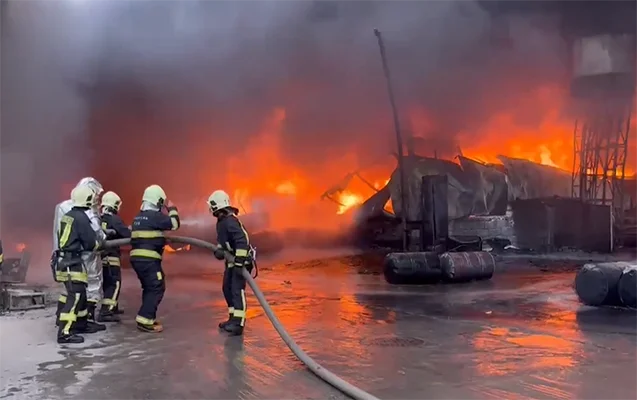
xmin=351 ymin=0 xmax=635 ymax=255
xmin=352 ymin=153 xmax=629 ymax=254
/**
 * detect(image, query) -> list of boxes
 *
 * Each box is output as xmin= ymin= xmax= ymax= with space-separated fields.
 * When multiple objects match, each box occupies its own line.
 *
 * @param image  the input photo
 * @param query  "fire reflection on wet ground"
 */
xmin=26 ymin=252 xmax=637 ymax=400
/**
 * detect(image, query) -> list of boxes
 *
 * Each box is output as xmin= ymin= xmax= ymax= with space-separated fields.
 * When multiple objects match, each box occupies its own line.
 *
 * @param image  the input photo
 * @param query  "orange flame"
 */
xmin=165 ymin=244 xmax=191 ymax=253
xmin=194 ymin=85 xmax=633 ymax=227
xmin=16 ymin=243 xmax=26 ymax=252
xmin=336 ymin=191 xmax=364 ymax=215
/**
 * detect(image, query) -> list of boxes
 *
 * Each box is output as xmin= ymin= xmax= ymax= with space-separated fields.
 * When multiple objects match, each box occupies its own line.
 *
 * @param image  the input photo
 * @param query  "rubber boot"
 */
xmin=98 ymin=312 xmax=120 ymax=323
xmin=98 ymin=307 xmax=121 ymax=323
xmin=87 ymin=320 xmax=107 ymax=332
xmin=137 ymin=322 xmax=164 ymax=333
xmin=57 ymin=334 xmax=85 ymax=344
xmin=223 ymin=319 xmax=244 ymax=336
xmin=75 ymin=317 xmax=104 ymax=334
xmin=218 ymin=313 xmax=233 ymax=329
xmin=87 ymin=303 xmax=107 ymax=331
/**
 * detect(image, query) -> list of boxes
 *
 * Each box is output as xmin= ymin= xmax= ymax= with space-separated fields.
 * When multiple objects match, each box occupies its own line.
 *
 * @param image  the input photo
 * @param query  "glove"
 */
xmin=213 ymin=248 xmax=225 ymax=261
xmin=104 ymin=228 xmax=116 ymax=238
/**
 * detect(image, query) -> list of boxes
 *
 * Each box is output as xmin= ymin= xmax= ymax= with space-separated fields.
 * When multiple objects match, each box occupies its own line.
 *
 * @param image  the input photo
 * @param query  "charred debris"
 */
xmin=342 ymin=151 xmax=634 ymax=255
xmin=347 ymin=0 xmax=636 ymax=257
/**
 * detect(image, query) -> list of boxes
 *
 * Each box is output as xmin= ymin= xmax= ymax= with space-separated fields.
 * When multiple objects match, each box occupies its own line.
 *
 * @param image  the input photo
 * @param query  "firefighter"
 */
xmin=54 ymin=177 xmax=107 ymax=332
xmin=130 ymin=184 xmax=180 ymax=333
xmin=98 ymin=191 xmax=131 ymax=323
xmin=56 ymin=183 xmax=103 ymax=344
xmin=207 ymin=190 xmax=253 ymax=336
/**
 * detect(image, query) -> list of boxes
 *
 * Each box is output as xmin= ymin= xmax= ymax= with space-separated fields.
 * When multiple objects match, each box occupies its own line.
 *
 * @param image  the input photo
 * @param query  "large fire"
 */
xmin=192 ymin=85 xmax=633 ymax=227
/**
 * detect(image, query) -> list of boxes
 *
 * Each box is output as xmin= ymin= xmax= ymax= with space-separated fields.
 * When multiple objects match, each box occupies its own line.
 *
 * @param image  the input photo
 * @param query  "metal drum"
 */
xmin=439 ymin=251 xmax=495 ymax=282
xmin=618 ymin=267 xmax=637 ymax=309
xmin=383 ymin=252 xmax=442 ymax=285
xmin=575 ymin=262 xmax=630 ymax=307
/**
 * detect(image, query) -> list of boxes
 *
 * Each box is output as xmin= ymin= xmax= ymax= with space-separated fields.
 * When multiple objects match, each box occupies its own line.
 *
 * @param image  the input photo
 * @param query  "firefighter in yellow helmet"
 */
xmin=56 ymin=183 xmax=104 ymax=344
xmin=98 ymin=191 xmax=131 ymax=322
xmin=53 ymin=177 xmax=106 ymax=330
xmin=130 ymin=185 xmax=180 ymax=333
xmin=208 ymin=190 xmax=254 ymax=336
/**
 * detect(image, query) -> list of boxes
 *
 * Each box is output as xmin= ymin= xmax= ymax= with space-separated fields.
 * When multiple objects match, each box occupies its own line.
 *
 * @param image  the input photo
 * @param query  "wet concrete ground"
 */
xmin=2 ymin=249 xmax=636 ymax=399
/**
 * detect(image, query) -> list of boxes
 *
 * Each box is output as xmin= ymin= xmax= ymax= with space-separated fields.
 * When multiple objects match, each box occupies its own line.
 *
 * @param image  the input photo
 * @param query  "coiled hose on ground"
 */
xmin=105 ymin=235 xmax=381 ymax=400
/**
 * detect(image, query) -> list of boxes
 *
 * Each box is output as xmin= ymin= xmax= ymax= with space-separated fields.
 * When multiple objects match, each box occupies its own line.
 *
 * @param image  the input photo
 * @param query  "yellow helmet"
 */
xmin=207 ymin=190 xmax=231 ymax=213
xmin=142 ymin=184 xmax=167 ymax=207
xmin=71 ymin=184 xmax=98 ymax=208
xmin=101 ymin=191 xmax=122 ymax=211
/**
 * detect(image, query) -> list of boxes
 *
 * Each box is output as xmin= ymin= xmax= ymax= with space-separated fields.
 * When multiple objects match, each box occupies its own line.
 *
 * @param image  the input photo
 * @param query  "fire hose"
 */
xmin=104 ymin=235 xmax=380 ymax=400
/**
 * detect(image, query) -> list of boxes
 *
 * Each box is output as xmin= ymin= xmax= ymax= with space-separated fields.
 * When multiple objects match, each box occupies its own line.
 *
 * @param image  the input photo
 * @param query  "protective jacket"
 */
xmin=54 ymin=199 xmax=105 ymax=302
xmin=0 ymin=239 xmax=3 ymax=266
xmin=58 ymin=207 xmax=100 ymax=254
xmin=130 ymin=205 xmax=180 ymax=260
xmin=54 ymin=200 xmax=105 ymax=250
xmin=101 ymin=212 xmax=131 ymax=264
xmin=216 ymin=213 xmax=251 ymax=267
xmin=56 ymin=207 xmax=101 ymax=282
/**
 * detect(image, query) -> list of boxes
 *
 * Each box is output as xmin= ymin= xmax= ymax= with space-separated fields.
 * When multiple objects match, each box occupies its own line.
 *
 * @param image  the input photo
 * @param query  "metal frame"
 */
xmin=571 ymin=103 xmax=632 ymax=211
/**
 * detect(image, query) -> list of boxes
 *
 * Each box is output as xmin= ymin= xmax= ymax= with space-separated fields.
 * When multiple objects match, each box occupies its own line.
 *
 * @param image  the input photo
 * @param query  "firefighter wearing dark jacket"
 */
xmin=98 ymin=191 xmax=131 ymax=323
xmin=56 ymin=184 xmax=103 ymax=344
xmin=130 ymin=184 xmax=180 ymax=333
xmin=208 ymin=190 xmax=252 ymax=336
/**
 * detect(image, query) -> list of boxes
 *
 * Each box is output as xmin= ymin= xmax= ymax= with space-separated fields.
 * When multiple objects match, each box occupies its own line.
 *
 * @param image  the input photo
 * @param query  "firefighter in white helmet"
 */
xmin=129 ymin=184 xmax=180 ymax=333
xmin=98 ymin=191 xmax=131 ymax=322
xmin=53 ymin=177 xmax=106 ymax=333
xmin=208 ymin=190 xmax=254 ymax=336
xmin=55 ymin=183 xmax=104 ymax=344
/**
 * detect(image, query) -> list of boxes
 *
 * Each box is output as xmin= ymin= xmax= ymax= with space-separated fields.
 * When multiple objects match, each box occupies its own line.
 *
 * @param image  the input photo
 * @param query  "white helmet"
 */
xmin=142 ymin=184 xmax=167 ymax=207
xmin=71 ymin=184 xmax=98 ymax=208
xmin=101 ymin=191 xmax=122 ymax=212
xmin=76 ymin=177 xmax=103 ymax=196
xmin=207 ymin=190 xmax=231 ymax=213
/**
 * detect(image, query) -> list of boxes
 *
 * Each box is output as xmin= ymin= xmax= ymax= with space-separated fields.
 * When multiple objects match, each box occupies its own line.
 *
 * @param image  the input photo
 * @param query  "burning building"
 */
xmin=349 ymin=0 xmax=636 ymax=253
xmin=0 ymin=1 xmax=634 ymax=259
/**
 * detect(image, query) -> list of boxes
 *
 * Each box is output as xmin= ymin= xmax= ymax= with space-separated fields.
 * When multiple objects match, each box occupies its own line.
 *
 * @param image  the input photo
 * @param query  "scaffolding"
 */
xmin=571 ymin=102 xmax=632 ymax=210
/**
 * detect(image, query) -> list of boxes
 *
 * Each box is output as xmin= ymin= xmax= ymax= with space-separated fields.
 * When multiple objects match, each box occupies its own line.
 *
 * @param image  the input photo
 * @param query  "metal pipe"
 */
xmin=373 ymin=28 xmax=408 ymax=251
xmin=104 ymin=236 xmax=381 ymax=400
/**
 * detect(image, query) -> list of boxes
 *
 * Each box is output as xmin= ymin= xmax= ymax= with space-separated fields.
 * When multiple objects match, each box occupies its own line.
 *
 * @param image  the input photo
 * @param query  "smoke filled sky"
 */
xmin=1 ymin=0 xmax=572 ymax=233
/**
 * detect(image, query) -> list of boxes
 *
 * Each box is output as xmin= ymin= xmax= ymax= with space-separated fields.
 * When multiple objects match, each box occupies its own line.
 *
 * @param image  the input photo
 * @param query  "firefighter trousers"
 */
xmin=131 ymin=258 xmax=165 ymax=326
xmin=58 ymin=280 xmax=88 ymax=337
xmin=101 ymin=264 xmax=122 ymax=313
xmin=222 ymin=265 xmax=247 ymax=327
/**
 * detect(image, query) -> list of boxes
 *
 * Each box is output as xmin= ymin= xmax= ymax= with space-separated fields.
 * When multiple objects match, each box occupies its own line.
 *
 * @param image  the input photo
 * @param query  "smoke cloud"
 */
xmin=1 ymin=0 xmax=568 ymax=238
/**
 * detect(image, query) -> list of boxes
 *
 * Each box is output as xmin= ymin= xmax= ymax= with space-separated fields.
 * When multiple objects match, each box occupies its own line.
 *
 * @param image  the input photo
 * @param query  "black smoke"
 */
xmin=1 ymin=0 xmax=569 ymax=236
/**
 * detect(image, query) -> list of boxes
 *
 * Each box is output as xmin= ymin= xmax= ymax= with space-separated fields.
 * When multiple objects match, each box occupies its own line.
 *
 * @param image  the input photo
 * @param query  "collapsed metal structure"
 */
xmin=483 ymin=0 xmax=636 ymax=246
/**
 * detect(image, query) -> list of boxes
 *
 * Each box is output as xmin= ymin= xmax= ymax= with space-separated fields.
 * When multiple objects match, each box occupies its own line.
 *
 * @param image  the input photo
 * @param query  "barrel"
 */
xmin=439 ymin=251 xmax=495 ymax=282
xmin=383 ymin=252 xmax=442 ymax=285
xmin=574 ymin=262 xmax=631 ymax=307
xmin=618 ymin=267 xmax=637 ymax=309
